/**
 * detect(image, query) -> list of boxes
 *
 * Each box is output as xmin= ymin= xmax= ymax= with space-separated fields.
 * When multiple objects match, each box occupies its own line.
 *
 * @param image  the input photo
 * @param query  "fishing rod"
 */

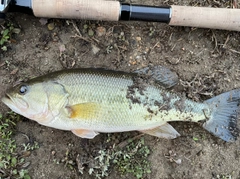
xmin=1 ymin=0 xmax=240 ymax=31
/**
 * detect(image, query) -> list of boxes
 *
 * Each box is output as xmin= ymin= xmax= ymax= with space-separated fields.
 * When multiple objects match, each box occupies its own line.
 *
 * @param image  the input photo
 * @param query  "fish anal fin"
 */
xmin=67 ymin=103 xmax=100 ymax=119
xmin=139 ymin=123 xmax=180 ymax=139
xmin=71 ymin=129 xmax=99 ymax=139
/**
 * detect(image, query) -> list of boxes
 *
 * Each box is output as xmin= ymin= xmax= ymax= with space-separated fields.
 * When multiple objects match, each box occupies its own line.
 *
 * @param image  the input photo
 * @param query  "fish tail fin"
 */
xmin=203 ymin=89 xmax=240 ymax=142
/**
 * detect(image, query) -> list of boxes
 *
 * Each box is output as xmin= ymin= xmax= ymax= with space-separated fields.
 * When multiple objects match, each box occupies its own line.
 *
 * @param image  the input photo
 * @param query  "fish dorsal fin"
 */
xmin=72 ymin=129 xmax=99 ymax=139
xmin=134 ymin=66 xmax=178 ymax=88
xmin=139 ymin=123 xmax=180 ymax=139
xmin=67 ymin=102 xmax=100 ymax=119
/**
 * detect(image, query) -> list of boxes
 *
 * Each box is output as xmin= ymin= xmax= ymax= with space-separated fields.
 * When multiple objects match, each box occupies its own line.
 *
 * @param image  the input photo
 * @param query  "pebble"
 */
xmin=136 ymin=37 xmax=141 ymax=41
xmin=47 ymin=23 xmax=55 ymax=31
xmin=12 ymin=28 xmax=21 ymax=34
xmin=96 ymin=26 xmax=106 ymax=37
xmin=91 ymin=44 xmax=100 ymax=54
xmin=21 ymin=162 xmax=31 ymax=168
xmin=175 ymin=159 xmax=182 ymax=165
xmin=135 ymin=55 xmax=141 ymax=60
xmin=39 ymin=18 xmax=48 ymax=25
xmin=59 ymin=44 xmax=66 ymax=54
xmin=21 ymin=151 xmax=31 ymax=157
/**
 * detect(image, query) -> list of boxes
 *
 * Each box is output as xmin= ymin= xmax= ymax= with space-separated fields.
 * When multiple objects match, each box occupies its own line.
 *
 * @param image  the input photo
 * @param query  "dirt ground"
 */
xmin=1 ymin=0 xmax=240 ymax=178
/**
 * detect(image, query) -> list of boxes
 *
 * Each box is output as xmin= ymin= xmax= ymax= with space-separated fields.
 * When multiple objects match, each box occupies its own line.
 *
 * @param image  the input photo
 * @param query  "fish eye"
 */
xmin=19 ymin=85 xmax=28 ymax=95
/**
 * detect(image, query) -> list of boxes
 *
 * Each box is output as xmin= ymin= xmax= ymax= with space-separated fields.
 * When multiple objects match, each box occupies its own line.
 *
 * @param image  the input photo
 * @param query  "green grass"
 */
xmin=0 ymin=112 xmax=31 ymax=179
xmin=113 ymin=137 xmax=151 ymax=178
xmin=87 ymin=135 xmax=151 ymax=179
xmin=0 ymin=23 xmax=14 ymax=51
xmin=59 ymin=133 xmax=152 ymax=179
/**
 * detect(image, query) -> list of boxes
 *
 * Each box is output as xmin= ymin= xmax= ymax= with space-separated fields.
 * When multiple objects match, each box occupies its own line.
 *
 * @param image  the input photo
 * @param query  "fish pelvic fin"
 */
xmin=203 ymin=89 xmax=240 ymax=142
xmin=71 ymin=129 xmax=99 ymax=139
xmin=139 ymin=123 xmax=180 ymax=139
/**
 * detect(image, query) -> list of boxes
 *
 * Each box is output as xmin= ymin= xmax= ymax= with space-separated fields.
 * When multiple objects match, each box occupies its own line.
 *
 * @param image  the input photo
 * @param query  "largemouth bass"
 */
xmin=2 ymin=67 xmax=240 ymax=142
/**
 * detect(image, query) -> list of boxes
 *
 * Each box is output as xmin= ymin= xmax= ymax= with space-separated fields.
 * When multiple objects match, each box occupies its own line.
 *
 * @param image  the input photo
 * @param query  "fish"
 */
xmin=1 ymin=66 xmax=240 ymax=142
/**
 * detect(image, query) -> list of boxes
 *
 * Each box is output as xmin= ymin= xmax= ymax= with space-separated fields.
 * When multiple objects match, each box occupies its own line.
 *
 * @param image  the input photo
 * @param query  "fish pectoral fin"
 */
xmin=134 ymin=66 xmax=178 ymax=88
xmin=67 ymin=102 xmax=100 ymax=119
xmin=71 ymin=129 xmax=99 ymax=139
xmin=139 ymin=123 xmax=180 ymax=139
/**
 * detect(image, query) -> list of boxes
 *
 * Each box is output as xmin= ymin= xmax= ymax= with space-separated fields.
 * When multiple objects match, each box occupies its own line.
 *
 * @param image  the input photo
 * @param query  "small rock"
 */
xmin=129 ymin=61 xmax=137 ymax=65
xmin=47 ymin=23 xmax=55 ymax=31
xmin=135 ymin=55 xmax=141 ymax=60
xmin=96 ymin=26 xmax=106 ymax=37
xmin=59 ymin=44 xmax=66 ymax=55
xmin=68 ymin=160 xmax=74 ymax=164
xmin=91 ymin=44 xmax=100 ymax=54
xmin=12 ymin=28 xmax=21 ymax=34
xmin=39 ymin=18 xmax=48 ymax=25
xmin=21 ymin=151 xmax=31 ymax=157
xmin=21 ymin=162 xmax=31 ymax=168
xmin=175 ymin=159 xmax=182 ymax=165
xmin=136 ymin=36 xmax=141 ymax=41
xmin=52 ymin=151 xmax=56 ymax=155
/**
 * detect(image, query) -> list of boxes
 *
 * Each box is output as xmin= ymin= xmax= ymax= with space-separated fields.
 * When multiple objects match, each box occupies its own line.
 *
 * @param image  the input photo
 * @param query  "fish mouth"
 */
xmin=5 ymin=93 xmax=11 ymax=99
xmin=1 ymin=93 xmax=28 ymax=115
xmin=1 ymin=93 xmax=14 ymax=106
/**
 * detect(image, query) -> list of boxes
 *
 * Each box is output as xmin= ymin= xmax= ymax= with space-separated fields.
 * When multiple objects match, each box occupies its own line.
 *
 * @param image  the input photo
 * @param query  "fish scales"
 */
xmin=48 ymin=70 xmax=207 ymax=131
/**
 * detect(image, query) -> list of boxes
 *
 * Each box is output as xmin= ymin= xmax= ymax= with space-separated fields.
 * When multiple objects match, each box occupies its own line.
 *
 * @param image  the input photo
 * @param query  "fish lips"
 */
xmin=2 ymin=93 xmax=13 ymax=106
xmin=2 ymin=93 xmax=29 ymax=113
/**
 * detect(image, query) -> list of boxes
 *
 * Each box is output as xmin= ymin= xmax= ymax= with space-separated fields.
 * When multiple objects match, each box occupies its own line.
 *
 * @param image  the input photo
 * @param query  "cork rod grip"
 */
xmin=32 ymin=0 xmax=120 ymax=21
xmin=169 ymin=5 xmax=240 ymax=31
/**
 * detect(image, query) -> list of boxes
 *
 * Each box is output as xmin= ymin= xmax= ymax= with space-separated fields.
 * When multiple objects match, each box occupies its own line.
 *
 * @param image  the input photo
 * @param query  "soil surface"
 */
xmin=1 ymin=0 xmax=240 ymax=179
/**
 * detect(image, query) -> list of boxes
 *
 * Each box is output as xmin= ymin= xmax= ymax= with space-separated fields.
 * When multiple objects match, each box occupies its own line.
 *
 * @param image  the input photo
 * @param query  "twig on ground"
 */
xmin=116 ymin=134 xmax=144 ymax=149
